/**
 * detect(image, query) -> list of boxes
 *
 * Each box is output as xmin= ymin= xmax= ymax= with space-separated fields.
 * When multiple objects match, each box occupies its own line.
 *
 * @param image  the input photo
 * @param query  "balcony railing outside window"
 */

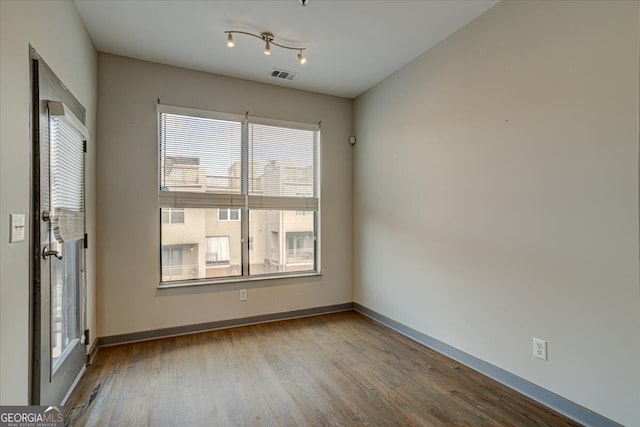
xmin=161 ymin=264 xmax=199 ymax=281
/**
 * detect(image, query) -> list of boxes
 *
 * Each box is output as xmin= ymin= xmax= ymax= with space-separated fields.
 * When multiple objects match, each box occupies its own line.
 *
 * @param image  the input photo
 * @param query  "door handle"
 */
xmin=43 ymin=244 xmax=62 ymax=260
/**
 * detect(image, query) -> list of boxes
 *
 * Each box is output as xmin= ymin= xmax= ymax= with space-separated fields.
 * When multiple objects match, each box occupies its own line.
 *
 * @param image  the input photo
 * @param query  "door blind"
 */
xmin=48 ymin=101 xmax=87 ymax=243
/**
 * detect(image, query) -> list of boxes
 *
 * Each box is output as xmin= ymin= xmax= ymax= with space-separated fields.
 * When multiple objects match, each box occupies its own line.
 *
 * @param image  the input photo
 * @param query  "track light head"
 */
xmin=226 ymin=33 xmax=234 ymax=47
xmin=297 ymin=51 xmax=306 ymax=65
xmin=299 ymin=0 xmax=310 ymax=6
xmin=262 ymin=32 xmax=273 ymax=55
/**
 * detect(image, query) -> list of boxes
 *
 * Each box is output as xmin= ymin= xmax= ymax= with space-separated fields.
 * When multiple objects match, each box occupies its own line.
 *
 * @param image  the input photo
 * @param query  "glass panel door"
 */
xmin=51 ymin=241 xmax=81 ymax=372
xmin=31 ymin=49 xmax=87 ymax=405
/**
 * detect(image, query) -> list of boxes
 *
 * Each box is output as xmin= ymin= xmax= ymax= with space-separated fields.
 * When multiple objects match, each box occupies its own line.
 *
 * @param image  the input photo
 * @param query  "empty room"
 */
xmin=0 ymin=0 xmax=638 ymax=426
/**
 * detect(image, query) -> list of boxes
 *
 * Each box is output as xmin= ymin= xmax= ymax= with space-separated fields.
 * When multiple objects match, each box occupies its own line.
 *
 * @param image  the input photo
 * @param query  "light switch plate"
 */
xmin=10 ymin=213 xmax=26 ymax=243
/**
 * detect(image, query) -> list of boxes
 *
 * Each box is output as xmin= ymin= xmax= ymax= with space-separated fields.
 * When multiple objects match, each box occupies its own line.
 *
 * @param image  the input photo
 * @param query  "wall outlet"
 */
xmin=533 ymin=338 xmax=547 ymax=361
xmin=239 ymin=289 xmax=247 ymax=301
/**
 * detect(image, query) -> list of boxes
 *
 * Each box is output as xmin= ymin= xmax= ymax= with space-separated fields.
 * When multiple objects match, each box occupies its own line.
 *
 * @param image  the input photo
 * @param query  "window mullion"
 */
xmin=241 ymin=120 xmax=249 ymax=277
xmin=314 ymin=130 xmax=321 ymax=272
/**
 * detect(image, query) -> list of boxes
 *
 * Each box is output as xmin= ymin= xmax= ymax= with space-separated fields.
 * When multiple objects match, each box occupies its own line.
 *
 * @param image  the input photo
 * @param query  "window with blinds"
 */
xmin=48 ymin=101 xmax=87 ymax=243
xmin=158 ymin=104 xmax=320 ymax=285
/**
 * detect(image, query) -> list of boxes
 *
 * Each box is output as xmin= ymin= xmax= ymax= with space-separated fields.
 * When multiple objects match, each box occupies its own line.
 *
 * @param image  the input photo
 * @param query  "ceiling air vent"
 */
xmin=269 ymin=69 xmax=297 ymax=81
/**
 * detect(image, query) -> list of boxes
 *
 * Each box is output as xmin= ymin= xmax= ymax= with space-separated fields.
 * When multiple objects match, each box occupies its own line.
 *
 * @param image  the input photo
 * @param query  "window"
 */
xmin=161 ymin=208 xmax=184 ymax=224
xmin=161 ymin=244 xmax=199 ymax=281
xmin=158 ymin=105 xmax=320 ymax=285
xmin=287 ymin=232 xmax=315 ymax=261
xmin=206 ymin=236 xmax=230 ymax=265
xmin=218 ymin=208 xmax=240 ymax=222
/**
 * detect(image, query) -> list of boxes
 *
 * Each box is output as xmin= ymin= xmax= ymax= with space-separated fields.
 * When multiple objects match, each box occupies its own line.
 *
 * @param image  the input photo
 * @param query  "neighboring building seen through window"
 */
xmin=206 ymin=235 xmax=231 ymax=266
xmin=161 ymin=208 xmax=184 ymax=224
xmin=218 ymin=208 xmax=240 ymax=222
xmin=158 ymin=105 xmax=319 ymax=284
xmin=161 ymin=244 xmax=198 ymax=281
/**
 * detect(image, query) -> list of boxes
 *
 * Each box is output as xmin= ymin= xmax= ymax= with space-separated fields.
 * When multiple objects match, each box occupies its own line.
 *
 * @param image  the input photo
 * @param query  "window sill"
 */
xmin=157 ymin=271 xmax=322 ymax=289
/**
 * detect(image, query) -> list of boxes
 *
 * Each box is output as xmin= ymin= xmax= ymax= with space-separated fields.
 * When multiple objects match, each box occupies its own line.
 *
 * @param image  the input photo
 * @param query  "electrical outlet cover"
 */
xmin=533 ymin=338 xmax=547 ymax=361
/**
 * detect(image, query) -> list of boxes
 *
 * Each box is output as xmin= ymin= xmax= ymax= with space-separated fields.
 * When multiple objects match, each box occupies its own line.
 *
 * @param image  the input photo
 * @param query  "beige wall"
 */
xmin=0 ymin=0 xmax=97 ymax=404
xmin=353 ymin=1 xmax=640 ymax=425
xmin=96 ymin=54 xmax=353 ymax=337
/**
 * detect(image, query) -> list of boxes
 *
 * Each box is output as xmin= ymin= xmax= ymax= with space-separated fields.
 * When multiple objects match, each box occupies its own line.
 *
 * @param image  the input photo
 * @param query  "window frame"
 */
xmin=161 ymin=207 xmax=185 ymax=224
xmin=157 ymin=104 xmax=321 ymax=288
xmin=205 ymin=235 xmax=231 ymax=266
xmin=218 ymin=208 xmax=241 ymax=222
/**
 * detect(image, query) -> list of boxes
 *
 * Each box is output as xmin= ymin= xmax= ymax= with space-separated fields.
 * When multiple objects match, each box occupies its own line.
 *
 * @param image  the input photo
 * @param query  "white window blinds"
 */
xmin=158 ymin=106 xmax=245 ymax=209
xmin=48 ymin=101 xmax=87 ymax=243
xmin=158 ymin=105 xmax=319 ymax=212
xmin=248 ymin=123 xmax=318 ymax=211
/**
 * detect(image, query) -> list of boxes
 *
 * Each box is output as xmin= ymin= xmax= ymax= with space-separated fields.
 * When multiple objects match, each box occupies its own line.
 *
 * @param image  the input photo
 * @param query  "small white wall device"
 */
xmin=9 ymin=213 xmax=26 ymax=243
xmin=349 ymin=136 xmax=356 ymax=145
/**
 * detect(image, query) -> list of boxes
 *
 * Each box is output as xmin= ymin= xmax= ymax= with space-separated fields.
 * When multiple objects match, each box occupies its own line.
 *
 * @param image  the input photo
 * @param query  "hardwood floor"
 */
xmin=65 ymin=311 xmax=581 ymax=426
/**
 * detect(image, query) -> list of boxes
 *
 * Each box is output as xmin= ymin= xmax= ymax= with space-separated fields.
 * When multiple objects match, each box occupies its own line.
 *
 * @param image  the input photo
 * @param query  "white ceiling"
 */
xmin=73 ymin=0 xmax=498 ymax=99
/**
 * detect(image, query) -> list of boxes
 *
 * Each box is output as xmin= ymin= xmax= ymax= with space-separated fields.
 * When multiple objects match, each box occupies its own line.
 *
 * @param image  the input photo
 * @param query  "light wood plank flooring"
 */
xmin=65 ymin=311 xmax=581 ymax=426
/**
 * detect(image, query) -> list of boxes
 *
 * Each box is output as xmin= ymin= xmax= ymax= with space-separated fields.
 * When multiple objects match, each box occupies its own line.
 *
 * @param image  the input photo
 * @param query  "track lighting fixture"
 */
xmin=224 ymin=31 xmax=307 ymax=64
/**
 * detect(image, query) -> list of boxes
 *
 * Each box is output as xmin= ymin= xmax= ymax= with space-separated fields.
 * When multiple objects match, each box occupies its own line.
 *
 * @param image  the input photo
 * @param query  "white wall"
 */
xmin=353 ymin=1 xmax=639 ymax=425
xmin=0 ymin=0 xmax=97 ymax=404
xmin=96 ymin=54 xmax=353 ymax=337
